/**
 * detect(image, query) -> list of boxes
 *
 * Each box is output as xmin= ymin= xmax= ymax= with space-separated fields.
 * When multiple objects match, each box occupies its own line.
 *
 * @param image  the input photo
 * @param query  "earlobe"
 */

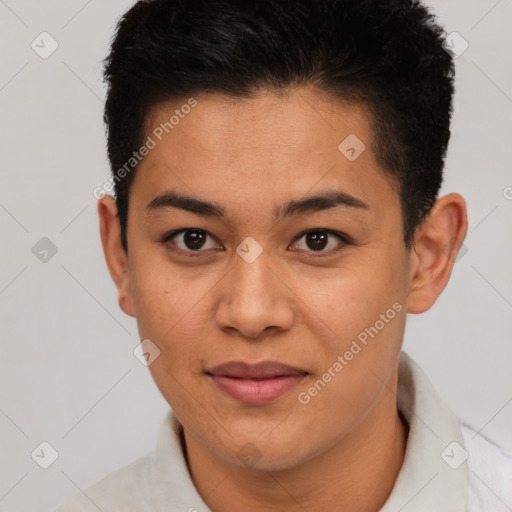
xmin=406 ymin=193 xmax=468 ymax=314
xmin=97 ymin=195 xmax=136 ymax=318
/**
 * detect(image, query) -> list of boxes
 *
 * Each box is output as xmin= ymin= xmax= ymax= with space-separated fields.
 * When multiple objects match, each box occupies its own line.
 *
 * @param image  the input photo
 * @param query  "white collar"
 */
xmin=150 ymin=351 xmax=468 ymax=511
xmin=380 ymin=352 xmax=467 ymax=511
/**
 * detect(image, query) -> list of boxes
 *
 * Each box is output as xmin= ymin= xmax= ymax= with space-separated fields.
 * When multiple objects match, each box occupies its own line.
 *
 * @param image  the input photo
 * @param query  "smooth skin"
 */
xmin=98 ymin=86 xmax=467 ymax=512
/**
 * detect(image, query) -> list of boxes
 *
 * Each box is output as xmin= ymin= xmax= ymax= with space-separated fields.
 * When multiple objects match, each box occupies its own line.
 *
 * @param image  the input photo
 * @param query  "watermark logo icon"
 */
xmin=236 ymin=237 xmax=263 ymax=264
xmin=237 ymin=443 xmax=262 ymax=468
xmin=31 ymin=441 xmax=59 ymax=469
xmin=442 ymin=32 xmax=469 ymax=59
xmin=31 ymin=32 xmax=59 ymax=59
xmin=133 ymin=339 xmax=161 ymax=366
xmin=32 ymin=237 xmax=58 ymax=263
xmin=338 ymin=134 xmax=366 ymax=161
xmin=443 ymin=237 xmax=468 ymax=263
xmin=441 ymin=441 xmax=469 ymax=469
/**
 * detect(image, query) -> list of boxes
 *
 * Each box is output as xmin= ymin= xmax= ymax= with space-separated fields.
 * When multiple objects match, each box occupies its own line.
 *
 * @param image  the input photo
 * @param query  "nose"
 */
xmin=215 ymin=253 xmax=295 ymax=340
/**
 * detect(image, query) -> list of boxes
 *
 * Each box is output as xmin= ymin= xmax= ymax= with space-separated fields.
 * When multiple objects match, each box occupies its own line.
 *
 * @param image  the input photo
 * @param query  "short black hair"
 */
xmin=103 ymin=0 xmax=455 ymax=254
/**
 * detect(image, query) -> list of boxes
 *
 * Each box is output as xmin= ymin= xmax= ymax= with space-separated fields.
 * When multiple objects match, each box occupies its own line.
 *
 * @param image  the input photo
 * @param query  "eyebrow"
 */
xmin=146 ymin=189 xmax=369 ymax=220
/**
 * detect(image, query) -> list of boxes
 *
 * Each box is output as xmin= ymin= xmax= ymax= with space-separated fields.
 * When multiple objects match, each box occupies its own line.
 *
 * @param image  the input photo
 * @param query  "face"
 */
xmin=121 ymin=87 xmax=412 ymax=470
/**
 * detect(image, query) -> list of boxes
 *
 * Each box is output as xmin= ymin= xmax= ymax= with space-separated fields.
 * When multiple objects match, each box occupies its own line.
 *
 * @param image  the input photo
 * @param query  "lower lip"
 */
xmin=210 ymin=374 xmax=306 ymax=405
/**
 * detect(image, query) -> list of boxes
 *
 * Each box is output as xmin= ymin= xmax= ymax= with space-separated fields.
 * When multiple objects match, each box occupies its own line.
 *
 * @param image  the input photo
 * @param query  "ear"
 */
xmin=98 ymin=195 xmax=135 ymax=317
xmin=406 ymin=193 xmax=468 ymax=314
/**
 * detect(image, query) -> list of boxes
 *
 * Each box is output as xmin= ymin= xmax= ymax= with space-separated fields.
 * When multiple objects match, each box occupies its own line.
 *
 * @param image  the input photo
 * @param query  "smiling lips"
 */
xmin=206 ymin=361 xmax=308 ymax=405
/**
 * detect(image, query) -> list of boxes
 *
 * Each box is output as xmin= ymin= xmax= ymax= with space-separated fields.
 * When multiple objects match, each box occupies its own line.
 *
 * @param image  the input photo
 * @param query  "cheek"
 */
xmin=295 ymin=286 xmax=406 ymax=437
xmin=295 ymin=255 xmax=408 ymax=423
xmin=128 ymin=254 xmax=210 ymax=364
xmin=299 ymin=250 xmax=407 ymax=348
xmin=131 ymin=262 xmax=209 ymax=412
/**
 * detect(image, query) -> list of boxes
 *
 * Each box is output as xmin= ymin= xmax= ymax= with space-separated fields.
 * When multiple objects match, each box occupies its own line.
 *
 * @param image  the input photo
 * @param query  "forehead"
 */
xmin=145 ymin=86 xmax=374 ymax=165
xmin=132 ymin=87 xmax=398 ymax=221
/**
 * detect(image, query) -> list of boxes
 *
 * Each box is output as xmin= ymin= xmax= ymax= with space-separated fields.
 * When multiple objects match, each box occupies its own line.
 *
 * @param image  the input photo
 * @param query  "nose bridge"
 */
xmin=230 ymin=234 xmax=275 ymax=298
xmin=232 ymin=251 xmax=274 ymax=302
xmin=215 ymin=246 xmax=294 ymax=338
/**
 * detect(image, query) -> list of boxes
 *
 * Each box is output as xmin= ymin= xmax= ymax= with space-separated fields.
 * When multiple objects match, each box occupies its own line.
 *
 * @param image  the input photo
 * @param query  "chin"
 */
xmin=229 ymin=446 xmax=309 ymax=473
xmin=214 ymin=429 xmax=318 ymax=473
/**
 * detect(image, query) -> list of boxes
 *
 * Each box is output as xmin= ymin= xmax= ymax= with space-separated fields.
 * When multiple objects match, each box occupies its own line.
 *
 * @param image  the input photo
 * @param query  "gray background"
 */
xmin=0 ymin=0 xmax=511 ymax=510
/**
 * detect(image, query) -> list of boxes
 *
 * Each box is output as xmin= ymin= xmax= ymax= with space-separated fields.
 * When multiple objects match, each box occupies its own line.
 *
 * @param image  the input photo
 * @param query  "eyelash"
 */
xmin=160 ymin=228 xmax=351 ymax=258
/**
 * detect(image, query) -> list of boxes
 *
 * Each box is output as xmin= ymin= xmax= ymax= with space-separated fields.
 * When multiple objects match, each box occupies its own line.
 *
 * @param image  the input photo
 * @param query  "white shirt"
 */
xmin=55 ymin=352 xmax=512 ymax=511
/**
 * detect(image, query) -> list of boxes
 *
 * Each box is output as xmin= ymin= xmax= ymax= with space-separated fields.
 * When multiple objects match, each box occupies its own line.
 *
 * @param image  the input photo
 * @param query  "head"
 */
xmin=98 ymin=0 xmax=467 ymax=471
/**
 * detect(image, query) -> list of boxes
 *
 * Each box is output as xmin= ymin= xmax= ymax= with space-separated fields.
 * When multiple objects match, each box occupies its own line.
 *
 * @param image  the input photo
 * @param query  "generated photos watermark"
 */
xmin=93 ymin=97 xmax=198 ymax=199
xmin=298 ymin=301 xmax=403 ymax=405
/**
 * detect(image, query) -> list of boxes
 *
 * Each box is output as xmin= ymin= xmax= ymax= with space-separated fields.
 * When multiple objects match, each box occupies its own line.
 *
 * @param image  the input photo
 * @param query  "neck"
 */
xmin=183 ymin=372 xmax=408 ymax=512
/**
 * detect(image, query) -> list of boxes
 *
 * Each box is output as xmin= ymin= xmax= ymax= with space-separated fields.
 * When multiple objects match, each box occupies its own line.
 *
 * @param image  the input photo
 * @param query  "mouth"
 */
xmin=205 ymin=361 xmax=308 ymax=405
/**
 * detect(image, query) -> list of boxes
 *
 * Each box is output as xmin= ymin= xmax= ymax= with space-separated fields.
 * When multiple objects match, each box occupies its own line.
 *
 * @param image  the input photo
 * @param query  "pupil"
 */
xmin=306 ymin=232 xmax=327 ymax=251
xmin=184 ymin=230 xmax=206 ymax=250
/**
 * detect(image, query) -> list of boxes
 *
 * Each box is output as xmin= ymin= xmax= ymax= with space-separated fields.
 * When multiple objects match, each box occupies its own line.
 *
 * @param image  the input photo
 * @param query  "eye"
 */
xmin=162 ymin=229 xmax=222 ymax=255
xmin=290 ymin=229 xmax=348 ymax=255
xmin=161 ymin=228 xmax=349 ymax=258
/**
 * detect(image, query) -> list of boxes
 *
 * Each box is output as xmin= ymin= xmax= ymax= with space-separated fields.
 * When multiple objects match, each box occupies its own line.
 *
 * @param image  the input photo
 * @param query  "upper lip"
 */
xmin=206 ymin=361 xmax=308 ymax=379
